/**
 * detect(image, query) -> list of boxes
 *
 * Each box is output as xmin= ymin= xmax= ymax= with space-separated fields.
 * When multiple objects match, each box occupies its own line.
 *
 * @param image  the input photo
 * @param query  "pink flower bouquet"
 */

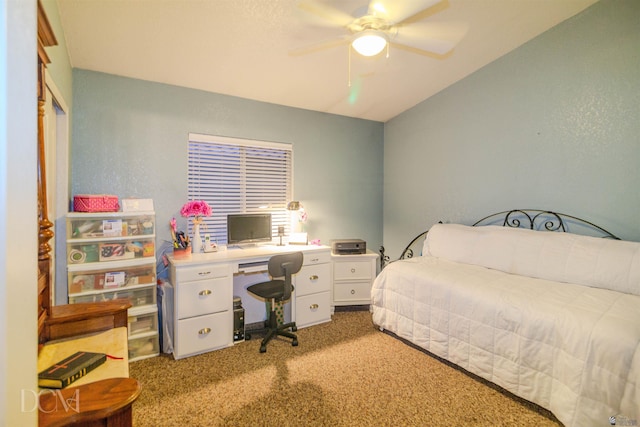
xmin=180 ymin=200 xmax=212 ymax=218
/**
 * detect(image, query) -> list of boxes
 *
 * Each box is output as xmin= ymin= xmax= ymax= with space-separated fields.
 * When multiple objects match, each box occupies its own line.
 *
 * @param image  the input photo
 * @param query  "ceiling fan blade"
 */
xmin=389 ymin=42 xmax=450 ymax=59
xmin=393 ymin=21 xmax=469 ymax=55
xmin=297 ymin=0 xmax=355 ymax=28
xmin=289 ymin=35 xmax=350 ymax=57
xmin=368 ymin=0 xmax=443 ymax=24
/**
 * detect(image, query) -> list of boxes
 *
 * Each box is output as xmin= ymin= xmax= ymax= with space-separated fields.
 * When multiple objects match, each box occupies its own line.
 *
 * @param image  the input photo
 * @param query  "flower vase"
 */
xmin=192 ymin=220 xmax=203 ymax=253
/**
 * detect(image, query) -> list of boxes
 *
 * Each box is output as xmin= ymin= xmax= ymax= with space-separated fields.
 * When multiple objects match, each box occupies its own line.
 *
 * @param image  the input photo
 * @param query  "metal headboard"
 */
xmin=379 ymin=209 xmax=620 ymax=270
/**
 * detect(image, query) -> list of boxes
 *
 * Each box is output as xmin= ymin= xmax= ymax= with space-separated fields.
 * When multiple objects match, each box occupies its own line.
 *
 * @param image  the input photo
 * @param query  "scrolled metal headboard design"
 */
xmin=379 ymin=209 xmax=620 ymax=270
xmin=484 ymin=209 xmax=566 ymax=231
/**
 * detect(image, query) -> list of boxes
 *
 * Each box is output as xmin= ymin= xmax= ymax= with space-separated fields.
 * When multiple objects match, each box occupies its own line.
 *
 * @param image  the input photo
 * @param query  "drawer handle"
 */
xmin=351 ymin=268 xmax=356 ymax=273
xmin=309 ymin=275 xmax=319 ymax=281
xmin=309 ymin=304 xmax=319 ymax=310
xmin=311 ymin=258 xmax=319 ymax=262
xmin=198 ymin=271 xmax=211 ymax=276
xmin=199 ymin=290 xmax=212 ymax=296
xmin=351 ymin=289 xmax=356 ymax=295
xmin=199 ymin=327 xmax=211 ymax=335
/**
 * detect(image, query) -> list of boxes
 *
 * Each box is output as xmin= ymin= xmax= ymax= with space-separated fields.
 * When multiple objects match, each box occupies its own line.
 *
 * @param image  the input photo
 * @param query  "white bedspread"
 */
xmin=371 ymin=256 xmax=640 ymax=426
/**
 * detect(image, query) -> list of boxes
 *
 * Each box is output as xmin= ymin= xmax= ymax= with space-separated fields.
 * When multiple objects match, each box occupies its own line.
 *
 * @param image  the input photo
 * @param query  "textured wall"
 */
xmin=71 ymin=71 xmax=383 ymax=258
xmin=383 ymin=0 xmax=640 ymax=258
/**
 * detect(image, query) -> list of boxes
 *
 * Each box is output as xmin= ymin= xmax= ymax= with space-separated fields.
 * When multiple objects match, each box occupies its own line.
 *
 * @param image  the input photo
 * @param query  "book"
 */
xmin=38 ymin=351 xmax=106 ymax=389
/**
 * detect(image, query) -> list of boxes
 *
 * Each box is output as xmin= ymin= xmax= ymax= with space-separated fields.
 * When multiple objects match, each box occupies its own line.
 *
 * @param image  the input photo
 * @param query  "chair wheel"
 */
xmin=292 ymin=339 xmax=298 ymax=347
xmin=260 ymin=345 xmax=266 ymax=353
xmin=292 ymin=326 xmax=297 ymax=332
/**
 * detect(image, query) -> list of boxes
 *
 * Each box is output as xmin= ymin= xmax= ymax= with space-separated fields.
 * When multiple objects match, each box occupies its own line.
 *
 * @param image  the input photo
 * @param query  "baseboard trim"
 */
xmin=334 ymin=305 xmax=370 ymax=312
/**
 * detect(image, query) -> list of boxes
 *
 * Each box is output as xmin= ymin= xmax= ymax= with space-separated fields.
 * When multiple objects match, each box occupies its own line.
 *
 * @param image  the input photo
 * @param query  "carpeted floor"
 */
xmin=130 ymin=310 xmax=562 ymax=426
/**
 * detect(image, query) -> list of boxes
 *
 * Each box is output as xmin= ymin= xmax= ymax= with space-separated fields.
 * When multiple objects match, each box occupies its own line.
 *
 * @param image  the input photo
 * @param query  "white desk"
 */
xmin=167 ymin=244 xmax=332 ymax=359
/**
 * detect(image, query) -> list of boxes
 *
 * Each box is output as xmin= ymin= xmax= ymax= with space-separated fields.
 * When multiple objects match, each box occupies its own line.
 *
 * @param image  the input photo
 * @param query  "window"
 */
xmin=187 ymin=133 xmax=293 ymax=244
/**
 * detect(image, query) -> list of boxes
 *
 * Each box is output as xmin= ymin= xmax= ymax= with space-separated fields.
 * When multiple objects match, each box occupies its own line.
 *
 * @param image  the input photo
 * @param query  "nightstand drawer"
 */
xmin=177 ymin=277 xmax=231 ymax=319
xmin=334 ymin=261 xmax=372 ymax=281
xmin=176 ymin=311 xmax=232 ymax=357
xmin=296 ymin=291 xmax=331 ymax=328
xmin=334 ymin=281 xmax=372 ymax=303
xmin=295 ymin=263 xmax=331 ymax=297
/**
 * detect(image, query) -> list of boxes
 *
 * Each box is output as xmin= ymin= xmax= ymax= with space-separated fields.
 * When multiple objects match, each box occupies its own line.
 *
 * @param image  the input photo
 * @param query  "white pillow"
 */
xmin=424 ymin=223 xmax=640 ymax=296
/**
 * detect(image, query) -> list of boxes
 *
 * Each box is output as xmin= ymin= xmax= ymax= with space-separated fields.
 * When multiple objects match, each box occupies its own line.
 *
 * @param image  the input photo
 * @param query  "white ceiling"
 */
xmin=56 ymin=0 xmax=598 ymax=122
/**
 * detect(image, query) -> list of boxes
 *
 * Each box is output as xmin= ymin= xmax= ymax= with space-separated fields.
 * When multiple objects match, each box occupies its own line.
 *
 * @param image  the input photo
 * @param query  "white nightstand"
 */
xmin=331 ymin=250 xmax=379 ymax=309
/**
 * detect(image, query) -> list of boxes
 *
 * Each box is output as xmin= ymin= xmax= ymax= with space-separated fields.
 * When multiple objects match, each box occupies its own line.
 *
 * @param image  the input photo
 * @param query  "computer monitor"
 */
xmin=227 ymin=213 xmax=272 ymax=245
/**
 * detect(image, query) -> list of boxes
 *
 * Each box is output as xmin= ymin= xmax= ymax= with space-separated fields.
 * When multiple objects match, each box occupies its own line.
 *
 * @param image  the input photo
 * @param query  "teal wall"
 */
xmin=383 ymin=0 xmax=640 ymax=258
xmin=71 ymin=71 xmax=384 ymax=252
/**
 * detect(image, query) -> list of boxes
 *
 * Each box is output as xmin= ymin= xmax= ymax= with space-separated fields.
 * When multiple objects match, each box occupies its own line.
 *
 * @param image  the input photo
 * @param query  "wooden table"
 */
xmin=38 ymin=377 xmax=141 ymax=427
xmin=38 ymin=327 xmax=140 ymax=426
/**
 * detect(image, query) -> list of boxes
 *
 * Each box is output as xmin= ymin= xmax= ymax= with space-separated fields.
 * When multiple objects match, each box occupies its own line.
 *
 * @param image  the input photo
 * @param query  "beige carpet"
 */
xmin=130 ymin=310 xmax=562 ymax=426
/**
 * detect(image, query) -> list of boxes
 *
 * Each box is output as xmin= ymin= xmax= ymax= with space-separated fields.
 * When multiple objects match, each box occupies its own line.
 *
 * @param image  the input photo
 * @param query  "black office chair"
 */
xmin=246 ymin=252 xmax=303 ymax=353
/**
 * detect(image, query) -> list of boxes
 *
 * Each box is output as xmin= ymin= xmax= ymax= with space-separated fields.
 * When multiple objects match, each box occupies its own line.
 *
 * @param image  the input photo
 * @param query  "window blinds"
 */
xmin=187 ymin=134 xmax=293 ymax=245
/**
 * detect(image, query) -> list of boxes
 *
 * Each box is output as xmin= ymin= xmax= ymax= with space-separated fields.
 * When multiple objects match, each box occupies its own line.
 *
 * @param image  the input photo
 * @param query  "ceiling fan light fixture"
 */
xmin=352 ymin=30 xmax=387 ymax=57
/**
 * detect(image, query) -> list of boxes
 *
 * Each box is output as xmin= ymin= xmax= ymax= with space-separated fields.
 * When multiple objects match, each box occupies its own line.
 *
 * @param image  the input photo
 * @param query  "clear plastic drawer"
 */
xmin=68 ymin=263 xmax=156 ymax=294
xmin=67 ymin=213 xmax=155 ymax=240
xmin=129 ymin=333 xmax=160 ymax=361
xmin=67 ymin=237 xmax=155 ymax=264
xmin=68 ymin=285 xmax=157 ymax=308
xmin=128 ymin=309 xmax=159 ymax=337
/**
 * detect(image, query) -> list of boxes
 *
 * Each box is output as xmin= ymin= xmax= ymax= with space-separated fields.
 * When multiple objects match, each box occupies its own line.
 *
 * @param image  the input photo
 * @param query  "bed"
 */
xmin=372 ymin=210 xmax=640 ymax=427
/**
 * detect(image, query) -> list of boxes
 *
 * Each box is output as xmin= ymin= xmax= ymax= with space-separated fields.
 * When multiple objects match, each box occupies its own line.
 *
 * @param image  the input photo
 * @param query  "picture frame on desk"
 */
xmin=289 ymin=232 xmax=308 ymax=245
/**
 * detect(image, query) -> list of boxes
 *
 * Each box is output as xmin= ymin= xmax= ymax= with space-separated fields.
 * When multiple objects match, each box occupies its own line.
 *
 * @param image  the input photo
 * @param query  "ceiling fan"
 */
xmin=292 ymin=0 xmax=468 ymax=59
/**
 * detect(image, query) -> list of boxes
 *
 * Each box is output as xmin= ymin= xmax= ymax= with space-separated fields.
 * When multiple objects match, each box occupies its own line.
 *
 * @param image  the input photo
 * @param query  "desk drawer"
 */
xmin=295 ymin=263 xmax=331 ymax=297
xmin=176 ymin=311 xmax=232 ymax=357
xmin=303 ymin=251 xmax=331 ymax=266
xmin=296 ymin=291 xmax=331 ymax=328
xmin=334 ymin=261 xmax=372 ymax=281
xmin=176 ymin=263 xmax=230 ymax=282
xmin=177 ymin=277 xmax=231 ymax=319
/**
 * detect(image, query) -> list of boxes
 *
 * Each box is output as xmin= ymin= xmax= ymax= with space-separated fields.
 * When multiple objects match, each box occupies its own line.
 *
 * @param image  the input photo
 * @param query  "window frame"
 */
xmin=187 ymin=133 xmax=293 ymax=245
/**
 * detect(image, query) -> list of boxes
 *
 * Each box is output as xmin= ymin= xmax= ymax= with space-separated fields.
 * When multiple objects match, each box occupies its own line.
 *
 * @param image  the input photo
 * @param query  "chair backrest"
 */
xmin=268 ymin=252 xmax=304 ymax=300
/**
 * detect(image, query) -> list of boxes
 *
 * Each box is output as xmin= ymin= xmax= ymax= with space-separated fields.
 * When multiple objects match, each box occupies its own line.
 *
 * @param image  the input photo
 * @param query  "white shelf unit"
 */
xmin=66 ymin=211 xmax=159 ymax=361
